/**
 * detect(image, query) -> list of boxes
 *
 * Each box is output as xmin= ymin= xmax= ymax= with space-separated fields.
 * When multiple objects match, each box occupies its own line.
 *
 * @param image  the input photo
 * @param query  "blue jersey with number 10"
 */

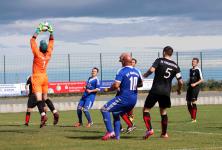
xmin=115 ymin=66 xmax=143 ymax=101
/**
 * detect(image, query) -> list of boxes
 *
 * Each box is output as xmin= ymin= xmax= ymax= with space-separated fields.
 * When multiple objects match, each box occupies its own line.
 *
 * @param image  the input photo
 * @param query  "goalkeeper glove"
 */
xmin=35 ymin=22 xmax=45 ymax=34
xmin=48 ymin=24 xmax=53 ymax=34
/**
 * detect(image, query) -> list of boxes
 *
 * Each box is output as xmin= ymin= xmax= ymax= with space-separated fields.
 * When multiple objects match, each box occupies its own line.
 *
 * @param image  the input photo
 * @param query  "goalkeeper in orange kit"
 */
xmin=30 ymin=22 xmax=59 ymax=128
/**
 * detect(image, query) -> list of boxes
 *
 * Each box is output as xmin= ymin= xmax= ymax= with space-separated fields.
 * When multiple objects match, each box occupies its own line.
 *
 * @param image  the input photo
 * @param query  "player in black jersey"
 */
xmin=142 ymin=46 xmax=183 ymax=139
xmin=24 ymin=76 xmax=59 ymax=126
xmin=186 ymin=58 xmax=204 ymax=123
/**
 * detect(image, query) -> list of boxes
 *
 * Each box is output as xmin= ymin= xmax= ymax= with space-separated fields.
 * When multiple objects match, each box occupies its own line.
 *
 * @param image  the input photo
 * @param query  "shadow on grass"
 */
xmin=0 ymin=124 xmax=22 ymax=127
xmin=0 ymin=130 xmax=25 ymax=133
xmin=64 ymin=129 xmax=104 ymax=134
xmin=59 ymin=123 xmax=104 ymax=128
xmin=66 ymin=135 xmax=101 ymax=140
xmin=0 ymin=129 xmax=39 ymax=134
xmin=66 ymin=135 xmax=154 ymax=140
xmin=205 ymin=126 xmax=222 ymax=129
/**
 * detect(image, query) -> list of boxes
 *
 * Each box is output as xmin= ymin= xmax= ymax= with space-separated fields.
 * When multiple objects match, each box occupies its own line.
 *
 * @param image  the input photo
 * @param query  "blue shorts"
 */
xmin=102 ymin=96 xmax=136 ymax=115
xmin=78 ymin=96 xmax=95 ymax=110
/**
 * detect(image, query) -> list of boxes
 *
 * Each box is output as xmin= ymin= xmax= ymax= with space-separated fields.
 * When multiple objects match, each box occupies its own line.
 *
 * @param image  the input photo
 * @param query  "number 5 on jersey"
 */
xmin=164 ymin=68 xmax=173 ymax=79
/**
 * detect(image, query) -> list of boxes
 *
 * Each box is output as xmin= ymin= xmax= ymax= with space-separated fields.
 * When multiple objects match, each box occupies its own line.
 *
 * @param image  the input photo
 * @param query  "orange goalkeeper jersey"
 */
xmin=30 ymin=37 xmax=54 ymax=74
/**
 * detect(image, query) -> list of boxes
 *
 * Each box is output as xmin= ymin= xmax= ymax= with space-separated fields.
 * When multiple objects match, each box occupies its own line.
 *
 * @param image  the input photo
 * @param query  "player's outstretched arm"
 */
xmin=104 ymin=81 xmax=120 ymax=92
xmin=143 ymin=67 xmax=155 ymax=78
xmin=31 ymin=23 xmax=44 ymax=55
xmin=47 ymin=23 xmax=54 ymax=55
xmin=32 ymin=22 xmax=46 ymax=38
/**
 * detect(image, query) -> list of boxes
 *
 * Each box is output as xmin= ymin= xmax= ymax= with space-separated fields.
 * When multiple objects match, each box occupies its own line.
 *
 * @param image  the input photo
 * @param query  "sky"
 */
xmin=0 ymin=0 xmax=222 ymax=54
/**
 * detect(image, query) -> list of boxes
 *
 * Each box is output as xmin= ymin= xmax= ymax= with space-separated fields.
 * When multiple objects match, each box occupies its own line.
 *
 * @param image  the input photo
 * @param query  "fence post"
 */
xmin=3 ymin=55 xmax=6 ymax=84
xmin=158 ymin=52 xmax=160 ymax=57
xmin=100 ymin=53 xmax=103 ymax=81
xmin=68 ymin=54 xmax=71 ymax=81
xmin=130 ymin=52 xmax=133 ymax=57
xmin=200 ymin=52 xmax=203 ymax=72
xmin=176 ymin=52 xmax=179 ymax=65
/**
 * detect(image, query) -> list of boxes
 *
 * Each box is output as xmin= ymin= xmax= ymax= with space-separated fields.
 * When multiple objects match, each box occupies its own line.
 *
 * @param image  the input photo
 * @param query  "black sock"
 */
xmin=187 ymin=103 xmax=192 ymax=118
xmin=45 ymin=99 xmax=55 ymax=112
xmin=161 ymin=114 xmax=168 ymax=135
xmin=192 ymin=103 xmax=197 ymax=109
xmin=187 ymin=103 xmax=192 ymax=113
xmin=37 ymin=101 xmax=45 ymax=114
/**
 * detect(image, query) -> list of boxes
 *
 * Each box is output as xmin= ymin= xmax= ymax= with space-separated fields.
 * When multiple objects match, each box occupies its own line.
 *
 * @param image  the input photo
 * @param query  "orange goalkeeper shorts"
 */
xmin=31 ymin=73 xmax=48 ymax=94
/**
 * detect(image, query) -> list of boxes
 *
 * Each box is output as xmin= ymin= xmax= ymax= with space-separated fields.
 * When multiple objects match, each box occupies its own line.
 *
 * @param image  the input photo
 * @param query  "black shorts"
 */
xmin=27 ymin=94 xmax=46 ymax=108
xmin=186 ymin=86 xmax=200 ymax=101
xmin=144 ymin=93 xmax=171 ymax=109
xmin=27 ymin=94 xmax=37 ymax=108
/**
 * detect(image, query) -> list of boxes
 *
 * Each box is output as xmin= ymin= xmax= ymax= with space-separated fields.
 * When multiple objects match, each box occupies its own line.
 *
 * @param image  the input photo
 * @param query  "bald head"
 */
xmin=119 ymin=53 xmax=132 ymax=66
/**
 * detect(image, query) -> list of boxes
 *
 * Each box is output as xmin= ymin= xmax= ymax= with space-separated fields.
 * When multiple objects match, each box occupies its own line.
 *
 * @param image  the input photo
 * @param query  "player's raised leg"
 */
xmin=121 ymin=113 xmax=136 ymax=134
xmin=45 ymin=98 xmax=59 ymax=125
xmin=142 ymin=94 xmax=156 ymax=139
xmin=143 ymin=108 xmax=154 ymax=139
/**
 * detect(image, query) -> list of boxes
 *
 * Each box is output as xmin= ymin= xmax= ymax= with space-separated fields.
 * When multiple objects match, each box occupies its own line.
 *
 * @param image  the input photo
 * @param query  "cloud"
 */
xmin=87 ymin=35 xmax=222 ymax=52
xmin=0 ymin=16 xmax=222 ymax=55
xmin=1 ymin=0 xmax=222 ymax=23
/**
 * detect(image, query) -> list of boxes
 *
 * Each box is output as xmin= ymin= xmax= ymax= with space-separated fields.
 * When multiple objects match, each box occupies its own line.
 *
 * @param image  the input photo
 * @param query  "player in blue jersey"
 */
xmin=74 ymin=67 xmax=100 ymax=128
xmin=101 ymin=53 xmax=143 ymax=140
xmin=120 ymin=58 xmax=141 ymax=133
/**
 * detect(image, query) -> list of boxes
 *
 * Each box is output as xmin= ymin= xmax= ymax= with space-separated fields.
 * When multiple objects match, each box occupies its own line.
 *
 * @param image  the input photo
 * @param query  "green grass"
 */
xmin=0 ymin=105 xmax=222 ymax=150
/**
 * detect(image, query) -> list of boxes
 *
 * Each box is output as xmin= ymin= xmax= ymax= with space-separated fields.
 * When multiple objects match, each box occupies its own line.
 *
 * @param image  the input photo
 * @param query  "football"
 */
xmin=42 ymin=22 xmax=49 ymax=32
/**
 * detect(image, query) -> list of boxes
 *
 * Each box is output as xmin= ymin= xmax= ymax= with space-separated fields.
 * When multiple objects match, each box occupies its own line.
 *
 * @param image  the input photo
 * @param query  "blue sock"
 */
xmin=101 ymin=110 xmax=113 ymax=133
xmin=113 ymin=113 xmax=121 ymax=139
xmin=77 ymin=109 xmax=82 ymax=123
xmin=83 ymin=110 xmax=92 ymax=123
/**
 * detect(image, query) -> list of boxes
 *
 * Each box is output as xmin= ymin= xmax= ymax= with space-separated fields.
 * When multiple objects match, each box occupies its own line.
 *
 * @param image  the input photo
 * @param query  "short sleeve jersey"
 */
xmin=150 ymin=58 xmax=182 ymax=97
xmin=115 ymin=66 xmax=143 ymax=100
xmin=188 ymin=67 xmax=203 ymax=87
xmin=83 ymin=76 xmax=100 ymax=97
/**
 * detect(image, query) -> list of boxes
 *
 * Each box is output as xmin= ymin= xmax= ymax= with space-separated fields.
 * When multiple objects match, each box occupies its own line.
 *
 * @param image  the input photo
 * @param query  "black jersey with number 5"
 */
xmin=150 ymin=58 xmax=182 ymax=97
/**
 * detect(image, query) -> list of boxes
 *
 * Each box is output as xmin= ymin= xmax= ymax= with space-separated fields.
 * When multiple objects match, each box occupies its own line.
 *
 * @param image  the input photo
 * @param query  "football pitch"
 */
xmin=0 ymin=105 xmax=222 ymax=150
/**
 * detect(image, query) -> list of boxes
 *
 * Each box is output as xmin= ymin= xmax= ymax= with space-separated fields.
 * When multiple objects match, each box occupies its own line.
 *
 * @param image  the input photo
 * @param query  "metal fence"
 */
xmin=0 ymin=50 xmax=222 ymax=84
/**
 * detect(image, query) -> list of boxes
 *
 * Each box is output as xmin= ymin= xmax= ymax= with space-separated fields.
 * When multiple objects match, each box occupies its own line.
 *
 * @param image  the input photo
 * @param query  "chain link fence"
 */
xmin=0 ymin=51 xmax=221 ymax=84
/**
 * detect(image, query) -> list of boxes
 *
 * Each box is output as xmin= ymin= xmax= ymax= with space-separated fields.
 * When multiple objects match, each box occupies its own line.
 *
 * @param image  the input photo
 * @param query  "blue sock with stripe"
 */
xmin=83 ymin=110 xmax=92 ymax=123
xmin=101 ymin=111 xmax=113 ymax=133
xmin=77 ymin=109 xmax=82 ymax=123
xmin=113 ymin=112 xmax=121 ymax=139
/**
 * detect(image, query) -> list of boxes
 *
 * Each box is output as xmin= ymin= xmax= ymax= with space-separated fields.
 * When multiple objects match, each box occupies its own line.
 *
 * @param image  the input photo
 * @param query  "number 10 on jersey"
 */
xmin=130 ymin=77 xmax=138 ymax=90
